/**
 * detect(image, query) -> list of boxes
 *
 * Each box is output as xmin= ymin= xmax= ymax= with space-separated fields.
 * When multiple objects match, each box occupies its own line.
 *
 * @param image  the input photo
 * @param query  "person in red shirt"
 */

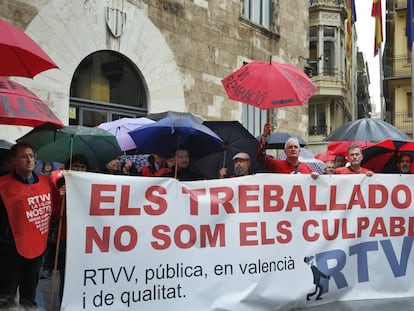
xmin=335 ymin=144 xmax=373 ymax=176
xmin=258 ymin=123 xmax=318 ymax=177
xmin=141 ymin=153 xmax=171 ymax=177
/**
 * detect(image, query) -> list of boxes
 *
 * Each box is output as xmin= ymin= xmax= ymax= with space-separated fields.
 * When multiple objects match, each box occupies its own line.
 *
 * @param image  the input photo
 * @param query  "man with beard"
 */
xmin=219 ymin=152 xmax=251 ymax=178
xmin=160 ymin=146 xmax=204 ymax=181
xmin=396 ymin=153 xmax=412 ymax=174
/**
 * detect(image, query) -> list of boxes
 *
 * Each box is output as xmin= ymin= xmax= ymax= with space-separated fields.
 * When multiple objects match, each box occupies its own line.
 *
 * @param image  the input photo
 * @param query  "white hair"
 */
xmin=284 ymin=137 xmax=300 ymax=150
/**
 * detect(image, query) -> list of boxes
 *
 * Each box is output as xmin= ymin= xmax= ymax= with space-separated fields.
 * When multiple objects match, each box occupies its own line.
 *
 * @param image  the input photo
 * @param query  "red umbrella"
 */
xmin=221 ymin=59 xmax=318 ymax=110
xmin=0 ymin=77 xmax=64 ymax=128
xmin=362 ymin=139 xmax=414 ymax=173
xmin=315 ymin=141 xmax=373 ymax=163
xmin=0 ymin=18 xmax=58 ymax=78
xmin=314 ymin=151 xmax=336 ymax=162
xmin=327 ymin=141 xmax=373 ymax=156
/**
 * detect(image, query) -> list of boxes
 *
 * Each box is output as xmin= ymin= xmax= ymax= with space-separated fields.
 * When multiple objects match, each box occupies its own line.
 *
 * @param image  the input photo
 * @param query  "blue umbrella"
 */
xmin=128 ymin=116 xmax=224 ymax=158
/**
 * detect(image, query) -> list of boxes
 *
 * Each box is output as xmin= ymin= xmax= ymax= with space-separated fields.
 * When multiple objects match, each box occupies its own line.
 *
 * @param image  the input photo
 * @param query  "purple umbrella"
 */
xmin=97 ymin=117 xmax=155 ymax=151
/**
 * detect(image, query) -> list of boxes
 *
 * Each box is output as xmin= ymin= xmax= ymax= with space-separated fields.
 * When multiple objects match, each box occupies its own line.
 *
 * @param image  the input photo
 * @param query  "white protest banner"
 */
xmin=61 ymin=171 xmax=414 ymax=310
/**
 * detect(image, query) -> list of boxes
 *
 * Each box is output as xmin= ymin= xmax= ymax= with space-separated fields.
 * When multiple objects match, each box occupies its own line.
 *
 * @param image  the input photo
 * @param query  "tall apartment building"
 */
xmin=306 ymin=0 xmax=370 ymax=152
xmin=384 ymin=0 xmax=413 ymax=138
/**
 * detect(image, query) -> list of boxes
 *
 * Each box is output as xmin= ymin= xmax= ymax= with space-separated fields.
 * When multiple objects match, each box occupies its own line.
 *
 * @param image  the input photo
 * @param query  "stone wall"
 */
xmin=146 ymin=0 xmax=311 ymax=135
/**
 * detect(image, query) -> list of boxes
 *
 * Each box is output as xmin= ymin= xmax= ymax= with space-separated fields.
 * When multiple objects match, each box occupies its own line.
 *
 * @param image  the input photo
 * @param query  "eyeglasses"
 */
xmin=15 ymin=153 xmax=35 ymax=160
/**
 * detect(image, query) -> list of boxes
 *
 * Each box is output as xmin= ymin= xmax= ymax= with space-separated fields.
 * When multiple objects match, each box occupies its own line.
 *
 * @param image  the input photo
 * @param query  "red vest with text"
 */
xmin=0 ymin=174 xmax=52 ymax=258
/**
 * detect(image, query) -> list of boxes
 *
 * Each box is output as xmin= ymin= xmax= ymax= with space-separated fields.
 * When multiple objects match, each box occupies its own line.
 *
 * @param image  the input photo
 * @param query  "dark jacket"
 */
xmin=160 ymin=166 xmax=204 ymax=181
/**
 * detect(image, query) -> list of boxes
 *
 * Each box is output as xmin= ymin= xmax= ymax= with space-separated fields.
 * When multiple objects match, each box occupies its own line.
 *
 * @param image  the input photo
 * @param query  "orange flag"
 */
xmin=371 ymin=0 xmax=383 ymax=56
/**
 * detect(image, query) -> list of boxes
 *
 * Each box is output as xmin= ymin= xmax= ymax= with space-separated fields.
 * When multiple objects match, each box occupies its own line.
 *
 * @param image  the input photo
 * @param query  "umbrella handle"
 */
xmin=174 ymin=134 xmax=181 ymax=179
xmin=222 ymin=149 xmax=227 ymax=168
xmin=69 ymin=135 xmax=74 ymax=170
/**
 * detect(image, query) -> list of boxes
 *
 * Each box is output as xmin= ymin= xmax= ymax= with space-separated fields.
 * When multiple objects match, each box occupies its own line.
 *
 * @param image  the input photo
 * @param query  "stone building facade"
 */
xmin=0 ymin=0 xmax=311 ymax=141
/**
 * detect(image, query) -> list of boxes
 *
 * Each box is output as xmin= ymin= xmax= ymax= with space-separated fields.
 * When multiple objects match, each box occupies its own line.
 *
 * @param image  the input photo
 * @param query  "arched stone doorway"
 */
xmin=69 ymin=50 xmax=148 ymax=126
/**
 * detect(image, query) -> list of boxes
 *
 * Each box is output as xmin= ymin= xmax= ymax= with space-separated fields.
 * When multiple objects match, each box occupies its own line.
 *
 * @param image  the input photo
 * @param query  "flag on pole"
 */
xmin=372 ymin=0 xmax=383 ymax=57
xmin=350 ymin=0 xmax=356 ymax=24
xmin=345 ymin=0 xmax=357 ymax=58
xmin=406 ymin=0 xmax=414 ymax=51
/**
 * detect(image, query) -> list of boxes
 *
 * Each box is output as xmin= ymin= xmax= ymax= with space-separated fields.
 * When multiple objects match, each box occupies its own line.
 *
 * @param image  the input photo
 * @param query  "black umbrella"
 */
xmin=324 ymin=118 xmax=411 ymax=142
xmin=0 ymin=139 xmax=13 ymax=150
xmin=257 ymin=132 xmax=308 ymax=149
xmin=361 ymin=139 xmax=414 ymax=173
xmin=191 ymin=121 xmax=260 ymax=179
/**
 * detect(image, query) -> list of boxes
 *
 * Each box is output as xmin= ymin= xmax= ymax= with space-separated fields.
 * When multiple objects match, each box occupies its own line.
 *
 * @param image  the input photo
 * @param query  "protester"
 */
xmin=219 ymin=152 xmax=251 ymax=178
xmin=39 ymin=161 xmax=54 ymax=176
xmin=396 ymin=153 xmax=412 ymax=174
xmin=165 ymin=157 xmax=175 ymax=171
xmin=160 ymin=146 xmax=204 ymax=181
xmin=51 ymin=153 xmax=90 ymax=305
xmin=0 ymin=143 xmax=53 ymax=308
xmin=38 ymin=161 xmax=57 ymax=280
xmin=141 ymin=153 xmax=171 ymax=177
xmin=0 ymin=154 xmax=11 ymax=176
xmin=102 ymin=155 xmax=122 ymax=174
xmin=120 ymin=154 xmax=150 ymax=173
xmin=121 ymin=158 xmax=139 ymax=175
xmin=324 ymin=160 xmax=335 ymax=175
xmin=258 ymin=123 xmax=318 ymax=178
xmin=334 ymin=154 xmax=346 ymax=168
xmin=335 ymin=144 xmax=373 ymax=176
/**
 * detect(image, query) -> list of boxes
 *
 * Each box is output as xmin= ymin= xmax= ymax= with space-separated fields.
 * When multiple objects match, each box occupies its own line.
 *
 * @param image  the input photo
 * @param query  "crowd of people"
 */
xmin=0 ymin=122 xmax=413 ymax=309
xmin=322 ymin=145 xmax=413 ymax=176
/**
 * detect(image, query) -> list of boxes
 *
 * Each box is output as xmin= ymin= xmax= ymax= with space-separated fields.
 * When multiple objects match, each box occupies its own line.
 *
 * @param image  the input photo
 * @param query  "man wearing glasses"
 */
xmin=0 ymin=143 xmax=53 ymax=309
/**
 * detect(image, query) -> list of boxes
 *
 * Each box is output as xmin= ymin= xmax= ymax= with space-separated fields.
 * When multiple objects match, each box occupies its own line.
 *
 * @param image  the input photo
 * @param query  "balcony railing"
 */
xmin=383 ymin=54 xmax=411 ymax=78
xmin=309 ymin=0 xmax=345 ymax=6
xmin=392 ymin=112 xmax=413 ymax=134
xmin=395 ymin=0 xmax=407 ymax=9
xmin=309 ymin=125 xmax=328 ymax=136
xmin=309 ymin=66 xmax=345 ymax=80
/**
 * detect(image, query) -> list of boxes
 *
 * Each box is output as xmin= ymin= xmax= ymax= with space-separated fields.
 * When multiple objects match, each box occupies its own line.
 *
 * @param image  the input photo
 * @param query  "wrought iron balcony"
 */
xmin=392 ymin=111 xmax=413 ymax=135
xmin=309 ymin=0 xmax=345 ymax=6
xmin=395 ymin=0 xmax=407 ymax=9
xmin=309 ymin=125 xmax=328 ymax=136
xmin=383 ymin=54 xmax=411 ymax=79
